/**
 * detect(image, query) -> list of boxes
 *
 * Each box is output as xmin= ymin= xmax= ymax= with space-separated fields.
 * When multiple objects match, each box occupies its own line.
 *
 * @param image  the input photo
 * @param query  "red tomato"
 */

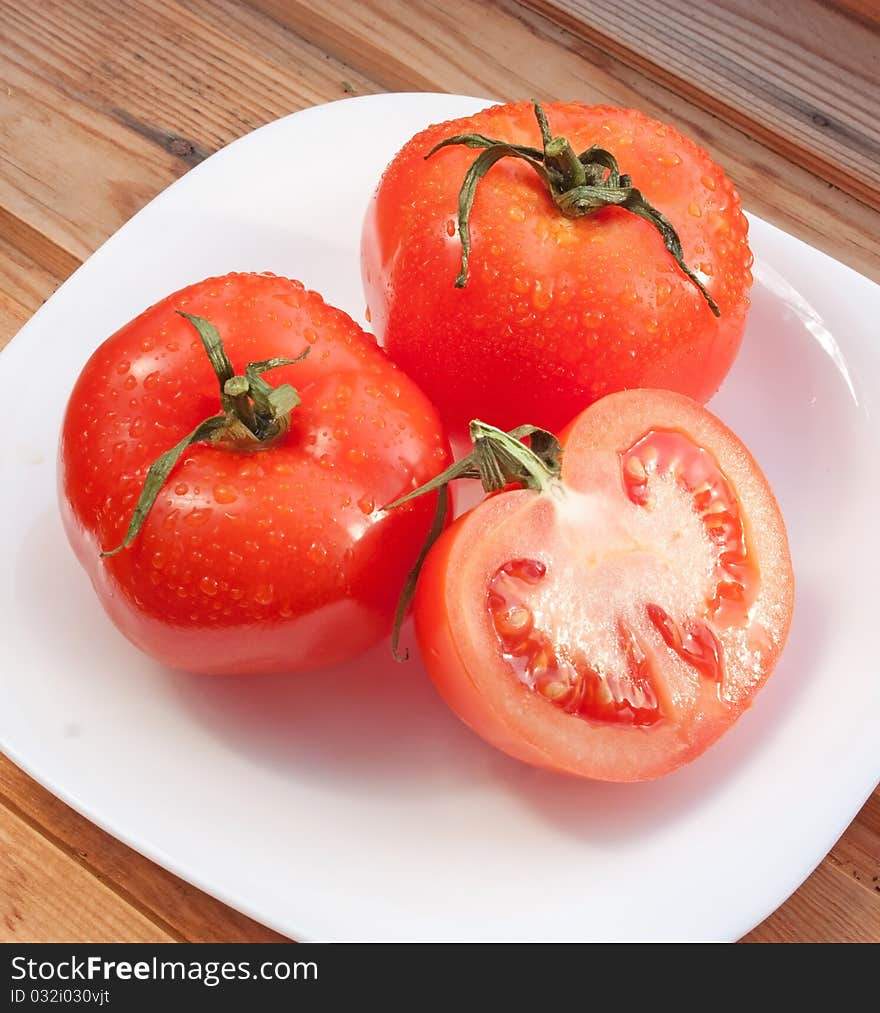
xmin=411 ymin=390 xmax=793 ymax=781
xmin=362 ymin=102 xmax=752 ymax=433
xmin=60 ymin=273 xmax=450 ymax=675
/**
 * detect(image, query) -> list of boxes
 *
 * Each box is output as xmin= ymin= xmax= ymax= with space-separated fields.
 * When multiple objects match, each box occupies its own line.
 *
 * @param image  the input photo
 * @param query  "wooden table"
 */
xmin=1 ymin=0 xmax=878 ymax=943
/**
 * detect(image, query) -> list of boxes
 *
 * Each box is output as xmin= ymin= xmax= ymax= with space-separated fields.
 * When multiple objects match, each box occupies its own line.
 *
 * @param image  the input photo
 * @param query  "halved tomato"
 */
xmin=411 ymin=390 xmax=794 ymax=781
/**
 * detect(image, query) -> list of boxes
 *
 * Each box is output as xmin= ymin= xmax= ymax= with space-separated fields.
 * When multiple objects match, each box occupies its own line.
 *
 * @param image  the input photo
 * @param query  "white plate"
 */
xmin=2 ymin=93 xmax=878 ymax=942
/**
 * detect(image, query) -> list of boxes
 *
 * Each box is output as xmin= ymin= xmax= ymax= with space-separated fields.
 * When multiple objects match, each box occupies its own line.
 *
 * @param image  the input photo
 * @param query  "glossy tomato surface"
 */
xmin=363 ymin=102 xmax=752 ymax=433
xmin=60 ymin=273 xmax=450 ymax=674
xmin=414 ymin=390 xmax=793 ymax=781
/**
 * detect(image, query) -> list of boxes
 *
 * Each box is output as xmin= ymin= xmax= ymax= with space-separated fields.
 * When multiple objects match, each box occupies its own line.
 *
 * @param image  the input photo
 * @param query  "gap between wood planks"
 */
xmin=0 ymin=0 xmax=877 ymax=941
xmin=1 ymin=793 xmax=178 ymax=943
xmin=522 ymin=0 xmax=880 ymax=211
xmin=244 ymin=0 xmax=880 ymax=278
xmin=0 ymin=756 xmax=287 ymax=943
xmin=0 ymin=0 xmax=878 ymax=304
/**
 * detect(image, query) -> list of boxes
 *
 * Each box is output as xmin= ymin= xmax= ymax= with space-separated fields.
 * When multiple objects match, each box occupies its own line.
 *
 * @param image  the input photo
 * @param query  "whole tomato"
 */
xmin=362 ymin=102 xmax=752 ymax=433
xmin=60 ymin=273 xmax=450 ymax=675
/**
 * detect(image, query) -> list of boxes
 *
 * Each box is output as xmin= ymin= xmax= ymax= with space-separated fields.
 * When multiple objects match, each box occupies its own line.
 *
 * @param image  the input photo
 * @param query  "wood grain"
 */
xmin=0 ymin=756 xmax=286 ymax=942
xmin=523 ymin=0 xmax=880 ymax=209
xmin=744 ymin=861 xmax=880 ymax=943
xmin=1 ymin=799 xmax=174 ymax=942
xmin=0 ymin=0 xmax=877 ymax=942
xmin=249 ymin=0 xmax=880 ymax=281
xmin=0 ymin=51 xmax=182 ymax=265
xmin=0 ymin=236 xmax=61 ymax=348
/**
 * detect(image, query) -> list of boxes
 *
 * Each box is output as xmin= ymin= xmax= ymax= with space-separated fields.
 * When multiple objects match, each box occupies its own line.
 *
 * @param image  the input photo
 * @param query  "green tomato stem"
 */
xmin=384 ymin=419 xmax=563 ymax=660
xmin=100 ymin=313 xmax=309 ymax=556
xmin=425 ymin=101 xmax=720 ymax=316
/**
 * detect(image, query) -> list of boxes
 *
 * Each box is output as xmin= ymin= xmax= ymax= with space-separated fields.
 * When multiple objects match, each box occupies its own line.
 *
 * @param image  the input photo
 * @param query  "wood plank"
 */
xmin=250 ymin=0 xmax=880 ymax=281
xmin=1 ymin=0 xmax=378 ymax=159
xmin=743 ymin=858 xmax=880 ymax=943
xmin=827 ymin=0 xmax=880 ymax=30
xmin=524 ymin=0 xmax=880 ymax=209
xmin=828 ymin=789 xmax=880 ymax=898
xmin=0 ymin=291 xmax=29 ymax=348
xmin=0 ymin=756 xmax=287 ymax=942
xmin=0 ymin=799 xmax=174 ymax=942
xmin=0 ymin=0 xmax=378 ymax=276
xmin=0 ymin=54 xmax=182 ymax=267
xmin=0 ymin=234 xmax=64 ymax=348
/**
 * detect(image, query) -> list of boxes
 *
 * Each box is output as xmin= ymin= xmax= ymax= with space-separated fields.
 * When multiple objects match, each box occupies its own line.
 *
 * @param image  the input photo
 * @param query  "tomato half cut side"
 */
xmin=413 ymin=390 xmax=794 ymax=781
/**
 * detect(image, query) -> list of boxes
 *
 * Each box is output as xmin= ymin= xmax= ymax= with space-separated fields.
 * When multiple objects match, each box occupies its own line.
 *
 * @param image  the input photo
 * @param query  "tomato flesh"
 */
xmin=489 ymin=558 xmax=663 ymax=726
xmin=414 ymin=389 xmax=794 ymax=781
xmin=621 ymin=429 xmax=754 ymax=627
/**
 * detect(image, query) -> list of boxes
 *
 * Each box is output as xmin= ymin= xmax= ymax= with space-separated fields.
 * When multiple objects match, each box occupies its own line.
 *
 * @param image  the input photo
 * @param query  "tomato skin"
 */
xmin=363 ymin=102 xmax=752 ymax=434
xmin=414 ymin=390 xmax=793 ymax=781
xmin=60 ymin=273 xmax=450 ymax=675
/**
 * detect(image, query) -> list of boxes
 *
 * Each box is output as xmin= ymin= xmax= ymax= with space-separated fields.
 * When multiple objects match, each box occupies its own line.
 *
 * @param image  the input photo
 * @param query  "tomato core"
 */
xmin=483 ymin=427 xmax=765 ymax=728
xmin=489 ymin=558 xmax=663 ymax=727
xmin=620 ymin=428 xmax=756 ymax=627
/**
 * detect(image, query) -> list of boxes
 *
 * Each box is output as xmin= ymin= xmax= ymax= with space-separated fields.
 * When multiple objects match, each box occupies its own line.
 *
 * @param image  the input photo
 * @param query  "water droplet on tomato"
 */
xmin=116 ymin=360 xmax=130 ymax=375
xmin=307 ymin=542 xmax=327 ymax=564
xmin=532 ymin=281 xmax=551 ymax=310
xmin=655 ymin=279 xmax=672 ymax=305
xmin=254 ymin=584 xmax=274 ymax=605
xmin=199 ymin=576 xmax=219 ymax=597
xmin=708 ymin=211 xmax=730 ymax=234
xmin=213 ymin=484 xmax=237 ymax=504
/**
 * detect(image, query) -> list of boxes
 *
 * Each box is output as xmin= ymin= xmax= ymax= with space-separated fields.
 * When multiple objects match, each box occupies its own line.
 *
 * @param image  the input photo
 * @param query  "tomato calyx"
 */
xmin=426 ymin=101 xmax=719 ymax=316
xmin=101 ymin=312 xmax=309 ymax=557
xmin=384 ymin=419 xmax=561 ymax=659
